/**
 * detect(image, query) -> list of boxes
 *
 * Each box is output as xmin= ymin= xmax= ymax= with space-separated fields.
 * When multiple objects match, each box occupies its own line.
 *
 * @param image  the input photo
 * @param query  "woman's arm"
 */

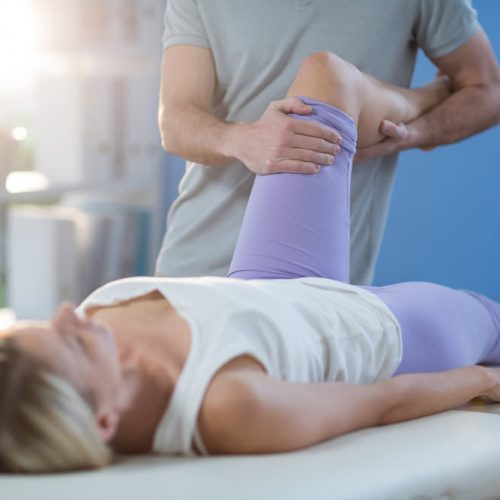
xmin=198 ymin=365 xmax=495 ymax=454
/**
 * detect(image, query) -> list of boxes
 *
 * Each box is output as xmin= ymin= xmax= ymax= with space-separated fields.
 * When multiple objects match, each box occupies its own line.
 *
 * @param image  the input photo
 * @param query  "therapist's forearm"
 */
xmin=408 ymin=82 xmax=500 ymax=149
xmin=160 ymin=98 xmax=337 ymax=176
xmin=160 ymin=101 xmax=245 ymax=166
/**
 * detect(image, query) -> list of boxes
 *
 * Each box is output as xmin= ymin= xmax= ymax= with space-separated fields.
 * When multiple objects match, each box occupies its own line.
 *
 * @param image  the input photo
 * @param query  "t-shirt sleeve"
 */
xmin=162 ymin=0 xmax=210 ymax=50
xmin=415 ymin=0 xmax=479 ymax=59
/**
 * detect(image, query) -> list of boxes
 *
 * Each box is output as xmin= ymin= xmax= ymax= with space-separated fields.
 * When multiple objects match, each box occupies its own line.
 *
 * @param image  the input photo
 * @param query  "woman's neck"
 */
xmin=111 ymin=360 xmax=175 ymax=453
xmin=85 ymin=290 xmax=192 ymax=453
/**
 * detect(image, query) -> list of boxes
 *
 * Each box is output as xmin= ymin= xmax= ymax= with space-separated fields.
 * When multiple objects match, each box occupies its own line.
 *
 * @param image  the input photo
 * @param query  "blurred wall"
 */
xmin=374 ymin=0 xmax=500 ymax=299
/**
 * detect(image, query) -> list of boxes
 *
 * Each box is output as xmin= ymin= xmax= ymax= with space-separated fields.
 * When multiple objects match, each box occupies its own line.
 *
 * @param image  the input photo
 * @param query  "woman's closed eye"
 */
xmin=54 ymin=323 xmax=87 ymax=350
xmin=73 ymin=334 xmax=91 ymax=354
xmin=74 ymin=335 xmax=86 ymax=349
xmin=59 ymin=329 xmax=89 ymax=355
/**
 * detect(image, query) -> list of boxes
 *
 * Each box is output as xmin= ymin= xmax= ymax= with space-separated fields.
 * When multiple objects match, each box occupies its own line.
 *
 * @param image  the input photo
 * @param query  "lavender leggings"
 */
xmin=227 ymin=97 xmax=500 ymax=375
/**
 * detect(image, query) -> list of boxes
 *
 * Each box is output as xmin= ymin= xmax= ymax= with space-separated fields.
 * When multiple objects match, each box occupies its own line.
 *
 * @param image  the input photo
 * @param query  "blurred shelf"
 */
xmin=0 ymin=178 xmax=155 ymax=204
xmin=37 ymin=52 xmax=160 ymax=78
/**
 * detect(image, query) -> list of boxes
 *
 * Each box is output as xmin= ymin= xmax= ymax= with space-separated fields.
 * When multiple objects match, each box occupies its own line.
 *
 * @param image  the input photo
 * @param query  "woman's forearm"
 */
xmin=378 ymin=365 xmax=493 ymax=426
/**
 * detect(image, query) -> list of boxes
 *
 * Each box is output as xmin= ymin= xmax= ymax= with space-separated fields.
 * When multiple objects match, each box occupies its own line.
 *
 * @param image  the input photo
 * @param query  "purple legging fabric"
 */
xmin=227 ymin=97 xmax=500 ymax=375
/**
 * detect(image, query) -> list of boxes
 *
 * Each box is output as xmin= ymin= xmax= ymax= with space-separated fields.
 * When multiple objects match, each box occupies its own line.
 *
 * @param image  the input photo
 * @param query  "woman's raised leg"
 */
xmin=286 ymin=51 xmax=450 ymax=148
xmin=227 ymin=51 xmax=446 ymax=281
xmin=226 ymin=95 xmax=356 ymax=281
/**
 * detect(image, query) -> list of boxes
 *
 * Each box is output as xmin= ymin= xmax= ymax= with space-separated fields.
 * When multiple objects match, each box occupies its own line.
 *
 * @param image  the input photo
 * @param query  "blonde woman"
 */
xmin=2 ymin=52 xmax=500 ymax=473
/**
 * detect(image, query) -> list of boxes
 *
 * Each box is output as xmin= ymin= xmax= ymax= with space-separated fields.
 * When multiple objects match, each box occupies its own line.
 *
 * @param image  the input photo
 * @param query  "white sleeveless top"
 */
xmin=76 ymin=276 xmax=402 ymax=456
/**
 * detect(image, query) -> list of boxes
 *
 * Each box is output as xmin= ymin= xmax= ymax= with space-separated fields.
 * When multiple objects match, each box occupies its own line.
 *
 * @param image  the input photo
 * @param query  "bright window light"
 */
xmin=11 ymin=127 xmax=28 ymax=142
xmin=0 ymin=309 xmax=17 ymax=330
xmin=0 ymin=0 xmax=40 ymax=90
xmin=6 ymin=171 xmax=49 ymax=194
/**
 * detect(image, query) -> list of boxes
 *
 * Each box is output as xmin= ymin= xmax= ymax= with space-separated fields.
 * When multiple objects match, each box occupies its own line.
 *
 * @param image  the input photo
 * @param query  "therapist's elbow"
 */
xmin=483 ymin=66 xmax=500 ymax=125
xmin=158 ymin=99 xmax=186 ymax=155
xmin=159 ymin=127 xmax=177 ymax=155
xmin=493 ymin=74 xmax=500 ymax=125
xmin=159 ymin=125 xmax=184 ymax=157
xmin=158 ymin=112 xmax=178 ymax=154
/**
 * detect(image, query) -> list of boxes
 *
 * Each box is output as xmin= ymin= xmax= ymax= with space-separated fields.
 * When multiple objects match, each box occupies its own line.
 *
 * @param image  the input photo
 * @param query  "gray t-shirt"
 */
xmin=156 ymin=0 xmax=478 ymax=284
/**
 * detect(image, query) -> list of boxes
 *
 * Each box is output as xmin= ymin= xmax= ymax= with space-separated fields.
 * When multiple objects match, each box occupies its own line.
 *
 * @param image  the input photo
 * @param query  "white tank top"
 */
xmin=76 ymin=276 xmax=402 ymax=455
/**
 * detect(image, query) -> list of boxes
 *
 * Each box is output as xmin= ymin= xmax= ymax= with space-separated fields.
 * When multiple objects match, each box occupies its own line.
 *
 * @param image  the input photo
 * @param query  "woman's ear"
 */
xmin=95 ymin=408 xmax=120 ymax=443
xmin=94 ymin=370 xmax=139 ymax=442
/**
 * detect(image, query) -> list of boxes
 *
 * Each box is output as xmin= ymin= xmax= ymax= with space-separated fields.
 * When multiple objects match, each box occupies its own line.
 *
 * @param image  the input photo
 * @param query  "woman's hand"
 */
xmin=479 ymin=366 xmax=500 ymax=402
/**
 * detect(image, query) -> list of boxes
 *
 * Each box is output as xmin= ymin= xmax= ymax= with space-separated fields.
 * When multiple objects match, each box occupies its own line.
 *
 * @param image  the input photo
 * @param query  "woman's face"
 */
xmin=7 ymin=303 xmax=123 ymax=410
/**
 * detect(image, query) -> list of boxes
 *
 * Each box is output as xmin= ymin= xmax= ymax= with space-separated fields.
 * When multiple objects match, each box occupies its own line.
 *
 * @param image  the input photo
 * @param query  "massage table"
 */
xmin=3 ymin=399 xmax=500 ymax=500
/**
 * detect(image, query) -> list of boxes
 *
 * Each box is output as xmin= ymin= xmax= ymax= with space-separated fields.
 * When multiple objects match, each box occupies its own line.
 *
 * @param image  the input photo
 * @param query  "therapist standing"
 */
xmin=155 ymin=0 xmax=500 ymax=285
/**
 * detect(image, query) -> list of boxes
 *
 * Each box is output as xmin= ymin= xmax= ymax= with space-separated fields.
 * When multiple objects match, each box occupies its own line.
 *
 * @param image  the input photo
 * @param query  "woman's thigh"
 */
xmin=363 ymin=282 xmax=500 ymax=374
xmin=227 ymin=99 xmax=356 ymax=282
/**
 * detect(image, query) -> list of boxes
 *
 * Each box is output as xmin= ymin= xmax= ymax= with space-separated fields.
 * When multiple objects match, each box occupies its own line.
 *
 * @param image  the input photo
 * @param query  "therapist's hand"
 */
xmin=231 ymin=97 xmax=342 ymax=175
xmin=354 ymin=120 xmax=412 ymax=163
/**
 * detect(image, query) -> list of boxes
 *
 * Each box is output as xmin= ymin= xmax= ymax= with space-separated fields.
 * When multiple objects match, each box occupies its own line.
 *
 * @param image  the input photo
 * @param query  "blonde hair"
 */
xmin=0 ymin=337 xmax=113 ymax=473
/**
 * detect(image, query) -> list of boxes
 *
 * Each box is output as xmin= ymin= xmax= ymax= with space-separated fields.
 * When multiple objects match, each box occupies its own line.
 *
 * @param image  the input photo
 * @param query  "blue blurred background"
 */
xmin=373 ymin=0 xmax=500 ymax=299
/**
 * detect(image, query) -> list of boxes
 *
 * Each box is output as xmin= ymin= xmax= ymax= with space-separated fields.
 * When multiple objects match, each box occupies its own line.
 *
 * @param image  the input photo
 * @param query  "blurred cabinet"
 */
xmin=8 ymin=206 xmax=80 ymax=319
xmin=34 ymin=75 xmax=117 ymax=184
xmin=34 ymin=72 xmax=163 ymax=186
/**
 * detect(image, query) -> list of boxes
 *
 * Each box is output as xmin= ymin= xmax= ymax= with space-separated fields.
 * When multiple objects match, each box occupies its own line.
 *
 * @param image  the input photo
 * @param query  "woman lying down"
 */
xmin=2 ymin=52 xmax=500 ymax=473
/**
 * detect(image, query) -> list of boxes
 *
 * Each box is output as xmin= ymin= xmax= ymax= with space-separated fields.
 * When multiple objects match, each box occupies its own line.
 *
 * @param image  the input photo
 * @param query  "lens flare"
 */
xmin=11 ymin=127 xmax=28 ymax=142
xmin=0 ymin=0 xmax=40 ymax=90
xmin=6 ymin=171 xmax=49 ymax=194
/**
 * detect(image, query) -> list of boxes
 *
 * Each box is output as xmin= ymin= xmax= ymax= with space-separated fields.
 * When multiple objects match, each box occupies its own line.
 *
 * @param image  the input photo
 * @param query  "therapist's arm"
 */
xmin=356 ymin=27 xmax=500 ymax=161
xmin=158 ymin=45 xmax=340 ymax=174
xmin=199 ymin=365 xmax=497 ymax=454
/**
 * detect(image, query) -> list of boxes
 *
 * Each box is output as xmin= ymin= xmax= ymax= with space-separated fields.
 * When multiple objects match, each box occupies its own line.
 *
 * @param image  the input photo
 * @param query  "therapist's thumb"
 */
xmin=273 ymin=96 xmax=313 ymax=115
xmin=380 ymin=120 xmax=408 ymax=140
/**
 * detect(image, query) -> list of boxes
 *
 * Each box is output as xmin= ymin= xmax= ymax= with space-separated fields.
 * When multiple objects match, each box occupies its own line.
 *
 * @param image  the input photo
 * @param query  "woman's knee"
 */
xmin=300 ymin=52 xmax=360 ymax=85
xmin=288 ymin=51 xmax=363 ymax=117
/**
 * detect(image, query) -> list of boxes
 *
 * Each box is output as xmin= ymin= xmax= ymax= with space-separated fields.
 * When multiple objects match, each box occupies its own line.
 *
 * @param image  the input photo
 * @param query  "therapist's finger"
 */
xmin=290 ymin=134 xmax=342 ymax=156
xmin=281 ymin=147 xmax=336 ymax=167
xmin=291 ymin=118 xmax=342 ymax=146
